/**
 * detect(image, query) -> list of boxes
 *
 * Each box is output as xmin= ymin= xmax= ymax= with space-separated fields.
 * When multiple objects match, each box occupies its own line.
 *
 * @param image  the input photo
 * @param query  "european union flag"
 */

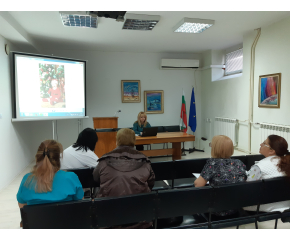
xmin=188 ymin=87 xmax=196 ymax=132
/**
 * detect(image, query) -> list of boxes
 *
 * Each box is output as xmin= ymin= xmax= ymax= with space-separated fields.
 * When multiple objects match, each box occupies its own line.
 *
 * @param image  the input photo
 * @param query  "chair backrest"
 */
xmin=151 ymin=161 xmax=174 ymax=181
xmin=246 ymin=154 xmax=264 ymax=170
xmin=164 ymin=125 xmax=180 ymax=132
xmin=261 ymin=177 xmax=290 ymax=205
xmin=65 ymin=167 xmax=94 ymax=188
xmin=94 ymin=192 xmax=156 ymax=228
xmin=211 ymin=180 xmax=263 ymax=212
xmin=21 ymin=200 xmax=92 ymax=229
xmin=157 ymin=186 xmax=213 ymax=219
xmin=174 ymin=158 xmax=208 ymax=178
xmin=231 ymin=155 xmax=248 ymax=169
xmin=152 ymin=126 xmax=165 ymax=132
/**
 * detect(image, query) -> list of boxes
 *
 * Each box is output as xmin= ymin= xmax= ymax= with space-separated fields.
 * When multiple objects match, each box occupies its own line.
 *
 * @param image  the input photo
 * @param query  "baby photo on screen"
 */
xmin=39 ymin=63 xmax=66 ymax=108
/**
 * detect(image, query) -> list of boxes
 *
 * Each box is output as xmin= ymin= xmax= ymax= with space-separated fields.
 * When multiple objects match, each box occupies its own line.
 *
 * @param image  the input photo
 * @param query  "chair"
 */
xmin=256 ymin=177 xmax=290 ymax=229
xmin=65 ymin=167 xmax=95 ymax=198
xmin=21 ymin=200 xmax=93 ymax=229
xmin=206 ymin=181 xmax=263 ymax=229
xmin=151 ymin=161 xmax=174 ymax=191
xmin=156 ymin=186 xmax=213 ymax=228
xmin=172 ymin=158 xmax=208 ymax=188
xmin=231 ymin=155 xmax=248 ymax=170
xmin=246 ymin=154 xmax=264 ymax=170
xmin=93 ymin=192 xmax=156 ymax=228
xmin=163 ymin=125 xmax=181 ymax=150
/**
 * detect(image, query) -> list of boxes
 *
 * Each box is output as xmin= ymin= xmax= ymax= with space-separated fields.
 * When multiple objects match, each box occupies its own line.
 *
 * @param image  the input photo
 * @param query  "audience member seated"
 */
xmin=194 ymin=135 xmax=247 ymax=218
xmin=93 ymin=128 xmax=155 ymax=228
xmin=61 ymin=128 xmax=99 ymax=169
xmin=133 ymin=111 xmax=151 ymax=151
xmin=244 ymin=135 xmax=290 ymax=212
xmin=17 ymin=140 xmax=84 ymax=227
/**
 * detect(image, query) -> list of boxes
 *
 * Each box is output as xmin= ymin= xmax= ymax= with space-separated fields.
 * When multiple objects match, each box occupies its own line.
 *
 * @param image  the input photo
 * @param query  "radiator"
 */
xmin=260 ymin=123 xmax=290 ymax=143
xmin=214 ymin=117 xmax=238 ymax=146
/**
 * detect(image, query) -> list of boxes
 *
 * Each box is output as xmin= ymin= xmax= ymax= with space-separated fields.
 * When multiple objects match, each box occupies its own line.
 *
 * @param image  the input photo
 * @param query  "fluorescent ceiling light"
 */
xmin=123 ymin=13 xmax=160 ymax=31
xmin=173 ymin=18 xmax=214 ymax=33
xmin=59 ymin=11 xmax=98 ymax=28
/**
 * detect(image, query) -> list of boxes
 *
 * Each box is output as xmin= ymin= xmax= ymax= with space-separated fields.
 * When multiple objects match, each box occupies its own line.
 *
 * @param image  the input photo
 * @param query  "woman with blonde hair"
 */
xmin=17 ymin=140 xmax=84 ymax=208
xmin=133 ymin=111 xmax=151 ymax=151
xmin=93 ymin=128 xmax=155 ymax=228
xmin=194 ymin=135 xmax=247 ymax=217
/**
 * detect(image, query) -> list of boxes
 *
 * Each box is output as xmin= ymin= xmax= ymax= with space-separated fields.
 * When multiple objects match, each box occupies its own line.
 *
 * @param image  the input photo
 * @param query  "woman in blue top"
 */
xmin=133 ymin=111 xmax=151 ymax=151
xmin=17 ymin=139 xmax=84 ymax=211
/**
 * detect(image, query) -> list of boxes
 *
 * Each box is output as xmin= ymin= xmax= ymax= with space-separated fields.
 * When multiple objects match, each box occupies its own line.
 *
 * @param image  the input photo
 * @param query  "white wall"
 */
xmin=29 ymin=51 xmax=202 ymax=152
xmin=199 ymin=15 xmax=290 ymax=154
xmin=0 ymin=35 xmax=34 ymax=191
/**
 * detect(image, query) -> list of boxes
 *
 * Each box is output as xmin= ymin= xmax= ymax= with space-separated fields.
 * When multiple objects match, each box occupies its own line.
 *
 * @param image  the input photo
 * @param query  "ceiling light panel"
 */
xmin=60 ymin=12 xmax=98 ymax=28
xmin=173 ymin=18 xmax=215 ymax=33
xmin=123 ymin=13 xmax=160 ymax=31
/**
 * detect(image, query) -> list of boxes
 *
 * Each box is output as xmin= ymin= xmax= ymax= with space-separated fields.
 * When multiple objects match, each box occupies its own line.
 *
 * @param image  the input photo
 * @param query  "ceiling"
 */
xmin=0 ymin=11 xmax=289 ymax=54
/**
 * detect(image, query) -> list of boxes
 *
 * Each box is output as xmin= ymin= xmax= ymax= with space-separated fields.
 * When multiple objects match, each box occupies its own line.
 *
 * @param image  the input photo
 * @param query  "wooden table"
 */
xmin=136 ymin=132 xmax=195 ymax=160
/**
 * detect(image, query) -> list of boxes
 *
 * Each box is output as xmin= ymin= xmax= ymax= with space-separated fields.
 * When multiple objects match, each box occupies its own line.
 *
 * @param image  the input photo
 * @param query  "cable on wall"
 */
xmin=248 ymin=28 xmax=261 ymax=153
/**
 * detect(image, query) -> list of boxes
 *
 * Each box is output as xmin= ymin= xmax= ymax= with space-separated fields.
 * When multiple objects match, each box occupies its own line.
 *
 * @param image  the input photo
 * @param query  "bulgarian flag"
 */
xmin=180 ymin=90 xmax=187 ymax=132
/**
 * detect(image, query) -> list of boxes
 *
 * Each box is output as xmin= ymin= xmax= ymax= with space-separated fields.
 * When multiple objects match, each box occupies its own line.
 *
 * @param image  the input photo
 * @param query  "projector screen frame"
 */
xmin=11 ymin=51 xmax=87 ymax=121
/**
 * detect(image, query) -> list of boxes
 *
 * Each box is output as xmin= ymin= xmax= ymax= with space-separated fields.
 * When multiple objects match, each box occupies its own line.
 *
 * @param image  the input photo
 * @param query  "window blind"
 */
xmin=225 ymin=49 xmax=243 ymax=75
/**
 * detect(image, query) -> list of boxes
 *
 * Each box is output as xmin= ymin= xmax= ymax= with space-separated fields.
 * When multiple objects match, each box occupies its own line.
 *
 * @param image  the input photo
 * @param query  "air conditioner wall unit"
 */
xmin=160 ymin=59 xmax=199 ymax=69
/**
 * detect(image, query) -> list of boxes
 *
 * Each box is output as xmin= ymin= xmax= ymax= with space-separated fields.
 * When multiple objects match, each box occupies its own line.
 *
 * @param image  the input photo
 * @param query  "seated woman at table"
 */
xmin=244 ymin=135 xmax=290 ymax=212
xmin=17 ymin=140 xmax=84 ymax=226
xmin=93 ymin=128 xmax=155 ymax=228
xmin=194 ymin=135 xmax=247 ymax=218
xmin=133 ymin=111 xmax=151 ymax=151
xmin=61 ymin=128 xmax=99 ymax=169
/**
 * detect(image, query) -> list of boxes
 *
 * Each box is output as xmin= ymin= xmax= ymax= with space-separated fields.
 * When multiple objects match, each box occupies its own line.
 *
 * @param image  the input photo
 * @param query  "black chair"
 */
xmin=151 ymin=161 xmax=174 ymax=190
xmin=93 ymin=192 xmax=156 ymax=228
xmin=164 ymin=125 xmax=180 ymax=132
xmin=65 ymin=167 xmax=95 ymax=198
xmin=152 ymin=126 xmax=165 ymax=132
xmin=172 ymin=158 xmax=208 ymax=188
xmin=231 ymin=155 xmax=248 ymax=170
xmin=156 ymin=187 xmax=213 ymax=228
xmin=21 ymin=200 xmax=93 ymax=229
xmin=246 ymin=154 xmax=264 ymax=170
xmin=255 ymin=177 xmax=290 ymax=229
xmin=163 ymin=125 xmax=181 ymax=150
xmin=206 ymin=181 xmax=263 ymax=229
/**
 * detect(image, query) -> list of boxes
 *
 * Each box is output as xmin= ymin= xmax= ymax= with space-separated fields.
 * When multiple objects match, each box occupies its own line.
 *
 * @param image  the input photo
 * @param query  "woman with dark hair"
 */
xmin=17 ymin=140 xmax=84 ymax=206
xmin=61 ymin=128 xmax=99 ymax=169
xmin=244 ymin=135 xmax=290 ymax=212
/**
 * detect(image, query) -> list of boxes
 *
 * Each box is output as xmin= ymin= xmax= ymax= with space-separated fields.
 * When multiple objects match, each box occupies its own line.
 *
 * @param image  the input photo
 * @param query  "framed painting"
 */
xmin=121 ymin=80 xmax=141 ymax=103
xmin=258 ymin=73 xmax=281 ymax=108
xmin=144 ymin=90 xmax=164 ymax=114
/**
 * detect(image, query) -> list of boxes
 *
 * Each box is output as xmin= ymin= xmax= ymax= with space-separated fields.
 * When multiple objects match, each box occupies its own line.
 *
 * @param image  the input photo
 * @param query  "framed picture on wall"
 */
xmin=121 ymin=80 xmax=141 ymax=103
xmin=258 ymin=73 xmax=281 ymax=108
xmin=144 ymin=90 xmax=164 ymax=114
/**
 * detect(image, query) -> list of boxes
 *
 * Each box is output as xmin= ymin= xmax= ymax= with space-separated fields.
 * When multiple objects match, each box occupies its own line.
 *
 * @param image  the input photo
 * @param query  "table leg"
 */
xmin=172 ymin=142 xmax=181 ymax=160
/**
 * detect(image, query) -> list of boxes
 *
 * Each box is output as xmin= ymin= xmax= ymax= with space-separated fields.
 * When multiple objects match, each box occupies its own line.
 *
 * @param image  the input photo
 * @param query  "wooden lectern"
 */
xmin=93 ymin=117 xmax=118 ymax=158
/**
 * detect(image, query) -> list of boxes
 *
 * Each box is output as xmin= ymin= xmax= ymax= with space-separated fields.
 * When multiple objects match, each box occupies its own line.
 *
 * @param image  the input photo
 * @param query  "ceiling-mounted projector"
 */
xmin=88 ymin=11 xmax=127 ymax=22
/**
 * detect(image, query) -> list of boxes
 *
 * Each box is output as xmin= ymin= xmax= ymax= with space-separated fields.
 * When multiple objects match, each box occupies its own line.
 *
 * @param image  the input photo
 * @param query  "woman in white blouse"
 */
xmin=245 ymin=135 xmax=290 ymax=212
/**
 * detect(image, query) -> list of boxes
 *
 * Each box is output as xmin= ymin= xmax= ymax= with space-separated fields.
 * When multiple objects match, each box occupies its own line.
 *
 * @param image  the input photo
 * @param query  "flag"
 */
xmin=188 ymin=87 xmax=197 ymax=132
xmin=180 ymin=89 xmax=187 ymax=132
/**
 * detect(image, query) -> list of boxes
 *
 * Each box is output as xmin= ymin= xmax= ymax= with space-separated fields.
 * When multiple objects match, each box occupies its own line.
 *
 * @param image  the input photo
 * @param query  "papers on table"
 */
xmin=192 ymin=173 xmax=209 ymax=184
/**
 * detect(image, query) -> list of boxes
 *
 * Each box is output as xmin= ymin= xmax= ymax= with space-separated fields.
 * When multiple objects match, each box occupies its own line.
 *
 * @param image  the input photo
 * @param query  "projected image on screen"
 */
xmin=13 ymin=52 xmax=86 ymax=120
xmin=39 ymin=64 xmax=66 ymax=108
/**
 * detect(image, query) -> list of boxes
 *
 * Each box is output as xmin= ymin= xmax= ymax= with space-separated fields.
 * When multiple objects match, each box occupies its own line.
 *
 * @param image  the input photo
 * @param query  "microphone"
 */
xmin=114 ymin=110 xmax=121 ymax=117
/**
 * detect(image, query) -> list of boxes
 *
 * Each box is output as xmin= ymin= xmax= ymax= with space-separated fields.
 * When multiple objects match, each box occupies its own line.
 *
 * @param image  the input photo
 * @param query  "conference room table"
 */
xmin=135 ymin=132 xmax=195 ymax=160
